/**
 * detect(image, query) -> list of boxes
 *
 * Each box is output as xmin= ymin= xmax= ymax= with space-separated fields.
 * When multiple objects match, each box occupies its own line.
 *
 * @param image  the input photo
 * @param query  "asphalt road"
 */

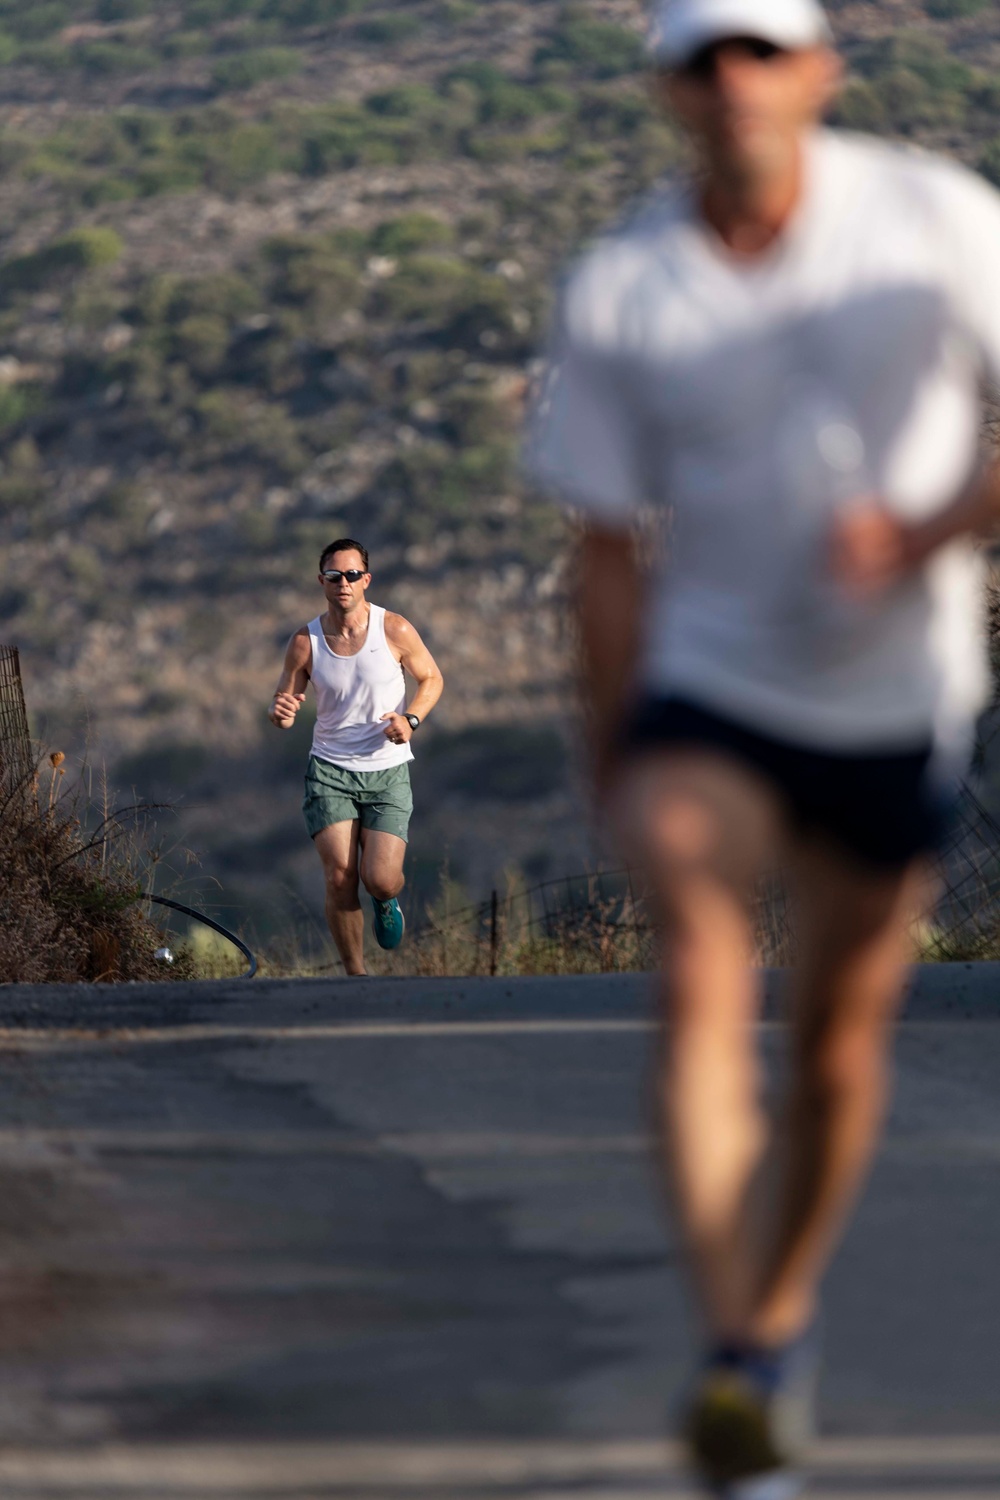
xmin=0 ymin=966 xmax=998 ymax=1498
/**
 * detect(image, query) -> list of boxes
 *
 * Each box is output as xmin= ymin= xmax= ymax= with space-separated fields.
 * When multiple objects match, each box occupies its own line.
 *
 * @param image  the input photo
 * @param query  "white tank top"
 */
xmin=308 ymin=605 xmax=413 ymax=772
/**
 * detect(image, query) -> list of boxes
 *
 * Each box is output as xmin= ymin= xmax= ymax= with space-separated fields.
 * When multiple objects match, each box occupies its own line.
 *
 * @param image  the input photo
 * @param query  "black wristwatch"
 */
xmin=404 ymin=713 xmax=421 ymax=733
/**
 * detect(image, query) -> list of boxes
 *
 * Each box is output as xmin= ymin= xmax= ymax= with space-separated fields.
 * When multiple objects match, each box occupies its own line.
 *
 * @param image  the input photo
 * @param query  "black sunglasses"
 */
xmin=679 ymin=36 xmax=786 ymax=83
xmin=321 ymin=568 xmax=366 ymax=583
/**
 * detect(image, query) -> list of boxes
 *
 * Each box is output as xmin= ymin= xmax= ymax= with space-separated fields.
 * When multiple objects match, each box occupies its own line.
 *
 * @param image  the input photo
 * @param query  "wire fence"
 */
xmin=6 ymin=637 xmax=1000 ymax=975
xmin=404 ymin=763 xmax=1000 ymax=975
xmin=405 ymin=867 xmax=659 ymax=977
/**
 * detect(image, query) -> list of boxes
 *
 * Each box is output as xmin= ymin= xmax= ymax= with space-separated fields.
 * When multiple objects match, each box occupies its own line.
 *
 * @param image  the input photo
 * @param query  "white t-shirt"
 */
xmin=527 ymin=129 xmax=1000 ymax=757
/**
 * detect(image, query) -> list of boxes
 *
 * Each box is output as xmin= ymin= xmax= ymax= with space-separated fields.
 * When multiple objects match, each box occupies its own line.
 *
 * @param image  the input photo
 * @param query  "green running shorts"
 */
xmin=303 ymin=756 xmax=413 ymax=842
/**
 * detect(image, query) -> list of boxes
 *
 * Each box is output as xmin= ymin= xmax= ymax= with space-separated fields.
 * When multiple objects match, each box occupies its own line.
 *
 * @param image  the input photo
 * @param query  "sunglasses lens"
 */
xmin=686 ymin=49 xmax=714 ymax=81
xmin=682 ymin=36 xmax=783 ymax=80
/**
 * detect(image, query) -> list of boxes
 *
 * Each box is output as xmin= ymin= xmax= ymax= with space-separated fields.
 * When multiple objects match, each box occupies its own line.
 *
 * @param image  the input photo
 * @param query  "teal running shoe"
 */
xmin=371 ymin=896 xmax=405 ymax=950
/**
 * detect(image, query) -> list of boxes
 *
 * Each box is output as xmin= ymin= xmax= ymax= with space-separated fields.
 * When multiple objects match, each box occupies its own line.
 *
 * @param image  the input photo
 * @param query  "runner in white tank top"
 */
xmin=268 ymin=539 xmax=443 ymax=977
xmin=307 ymin=604 xmax=414 ymax=773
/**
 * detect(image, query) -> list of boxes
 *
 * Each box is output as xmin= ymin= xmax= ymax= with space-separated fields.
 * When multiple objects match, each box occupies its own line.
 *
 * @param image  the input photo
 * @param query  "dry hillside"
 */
xmin=0 ymin=0 xmax=998 ymax=941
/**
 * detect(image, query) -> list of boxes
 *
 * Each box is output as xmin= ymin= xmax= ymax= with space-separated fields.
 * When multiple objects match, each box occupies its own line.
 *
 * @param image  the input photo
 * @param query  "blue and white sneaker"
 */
xmin=371 ymin=896 xmax=405 ymax=950
xmin=683 ymin=1329 xmax=819 ymax=1498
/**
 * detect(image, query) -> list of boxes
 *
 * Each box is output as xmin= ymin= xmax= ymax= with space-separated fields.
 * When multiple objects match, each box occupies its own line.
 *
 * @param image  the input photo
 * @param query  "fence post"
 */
xmin=489 ymin=888 xmax=498 ymax=977
xmin=0 ymin=645 xmax=31 ymax=799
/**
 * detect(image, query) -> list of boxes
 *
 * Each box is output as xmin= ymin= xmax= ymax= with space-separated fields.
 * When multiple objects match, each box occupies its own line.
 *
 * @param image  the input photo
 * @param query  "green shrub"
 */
xmin=577 ymin=87 xmax=649 ymax=140
xmin=184 ymin=0 xmax=267 ymax=19
xmin=535 ymin=15 xmax=643 ymax=79
xmin=183 ymin=0 xmax=239 ymax=21
xmin=832 ymin=79 xmax=887 ymax=132
xmin=2 ymin=2 xmax=69 ymax=41
xmin=478 ymin=78 xmax=545 ymax=126
xmin=926 ymin=0 xmax=988 ymax=14
xmin=10 ymin=93 xmax=473 ymax=205
xmin=372 ymin=255 xmax=472 ymax=321
xmin=135 ymin=160 xmax=203 ymax=196
xmin=18 ymin=41 xmax=73 ymax=70
xmin=60 ymin=226 xmax=125 ymax=268
xmin=441 ymin=384 xmax=513 ymax=446
xmin=245 ymin=400 xmax=306 ymax=474
xmin=355 ymin=13 xmax=420 ymax=43
xmin=972 ymin=79 xmax=1000 ymax=115
xmin=141 ymin=272 xmax=259 ymax=330
xmin=113 ymin=343 xmax=166 ymax=407
xmin=0 ymin=226 xmax=123 ymax=296
xmin=0 ymin=385 xmax=30 ymax=434
xmin=262 ymin=0 xmax=359 ymax=22
xmin=446 ymin=61 xmax=550 ymax=126
xmin=858 ymin=33 xmax=973 ymax=95
xmin=173 ymin=313 xmax=232 ymax=377
xmin=436 ymin=0 xmax=475 ymax=20
xmin=876 ymin=67 xmax=965 ymax=132
xmin=212 ymin=47 xmax=301 ymax=90
xmin=97 ymin=0 xmax=152 ymax=16
xmin=36 ymin=115 xmax=136 ymax=172
xmin=196 ymin=388 xmax=252 ymax=446
xmin=376 ymin=438 xmax=515 ymax=539
xmin=196 ymin=390 xmax=305 ymax=472
xmin=229 ymin=18 xmax=285 ymax=45
xmin=297 ymin=99 xmax=434 ymax=172
xmin=82 ymin=176 xmax=135 ymax=206
xmin=263 ymin=235 xmax=362 ymax=316
xmin=980 ymin=138 xmax=1000 ymax=188
xmin=843 ymin=33 xmax=975 ymax=134
xmin=239 ymin=508 xmax=279 ymax=550
xmin=77 ymin=42 xmax=161 ymax=74
xmin=371 ymin=212 xmax=453 ymax=255
xmin=445 ymin=60 xmax=507 ymax=92
xmin=116 ymin=111 xmax=174 ymax=156
xmin=164 ymin=31 xmax=211 ymax=60
xmin=0 ymin=487 xmax=39 ymax=527
xmin=368 ymin=83 xmax=442 ymax=117
xmin=196 ymin=122 xmax=286 ymax=192
xmin=466 ymin=127 xmax=567 ymax=162
xmin=0 ymin=29 xmax=18 ymax=65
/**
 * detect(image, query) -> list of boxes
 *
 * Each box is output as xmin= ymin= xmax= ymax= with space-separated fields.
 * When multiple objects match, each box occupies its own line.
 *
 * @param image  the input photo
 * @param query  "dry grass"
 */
xmin=0 ymin=752 xmax=196 ymax=985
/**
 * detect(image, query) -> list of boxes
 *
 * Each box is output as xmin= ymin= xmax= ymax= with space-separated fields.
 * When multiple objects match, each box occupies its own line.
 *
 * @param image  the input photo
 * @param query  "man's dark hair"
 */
xmin=319 ymin=538 xmax=369 ymax=572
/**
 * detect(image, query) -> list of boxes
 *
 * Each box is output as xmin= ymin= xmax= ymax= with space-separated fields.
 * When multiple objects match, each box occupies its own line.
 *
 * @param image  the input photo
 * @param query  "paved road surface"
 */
xmin=0 ymin=966 xmax=998 ymax=1497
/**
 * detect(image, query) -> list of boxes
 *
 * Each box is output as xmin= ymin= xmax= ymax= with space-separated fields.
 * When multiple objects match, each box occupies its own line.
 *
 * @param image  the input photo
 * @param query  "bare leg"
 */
xmin=619 ymin=751 xmax=784 ymax=1340
xmin=314 ymin=820 xmax=366 ymax=975
xmin=747 ymin=844 xmax=929 ymax=1346
xmin=359 ymin=829 xmax=406 ymax=903
xmin=622 ymin=753 xmax=930 ymax=1352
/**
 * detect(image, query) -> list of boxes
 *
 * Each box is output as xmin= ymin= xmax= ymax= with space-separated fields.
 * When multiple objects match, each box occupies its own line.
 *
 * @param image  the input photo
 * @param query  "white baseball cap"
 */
xmin=648 ymin=0 xmax=833 ymax=68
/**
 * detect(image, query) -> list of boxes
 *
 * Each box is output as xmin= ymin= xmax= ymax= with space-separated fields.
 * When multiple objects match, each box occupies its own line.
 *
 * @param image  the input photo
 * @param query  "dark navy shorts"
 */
xmin=625 ymin=697 xmax=954 ymax=870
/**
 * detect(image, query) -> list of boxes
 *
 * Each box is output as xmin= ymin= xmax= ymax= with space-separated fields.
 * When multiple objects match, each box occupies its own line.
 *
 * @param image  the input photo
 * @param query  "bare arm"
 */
xmin=268 ymin=628 xmax=311 ymax=729
xmin=832 ymin=456 xmax=1000 ymax=597
xmin=906 ymin=454 xmax=1000 ymax=561
xmin=577 ymin=521 xmax=645 ymax=799
xmin=382 ymin=614 xmax=444 ymax=744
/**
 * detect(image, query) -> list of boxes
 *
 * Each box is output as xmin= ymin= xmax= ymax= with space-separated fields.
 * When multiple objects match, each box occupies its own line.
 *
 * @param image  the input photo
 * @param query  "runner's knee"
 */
xmin=364 ymin=868 xmax=404 ymax=902
xmin=322 ymin=862 xmax=358 ymax=900
xmin=797 ymin=1016 xmax=890 ymax=1109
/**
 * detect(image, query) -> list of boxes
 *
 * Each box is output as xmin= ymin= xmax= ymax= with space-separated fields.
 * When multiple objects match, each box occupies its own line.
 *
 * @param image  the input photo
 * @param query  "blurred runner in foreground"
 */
xmin=529 ymin=0 xmax=1000 ymax=1493
xmin=269 ymin=540 xmax=443 ymax=975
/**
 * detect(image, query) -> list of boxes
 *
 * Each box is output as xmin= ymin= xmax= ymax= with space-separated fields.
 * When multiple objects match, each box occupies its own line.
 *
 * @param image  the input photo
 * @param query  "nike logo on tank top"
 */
xmin=308 ymin=605 xmax=413 ymax=772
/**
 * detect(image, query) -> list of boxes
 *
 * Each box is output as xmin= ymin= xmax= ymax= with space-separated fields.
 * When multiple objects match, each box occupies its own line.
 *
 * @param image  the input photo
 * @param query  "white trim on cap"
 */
xmin=648 ymin=0 xmax=833 ymax=67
